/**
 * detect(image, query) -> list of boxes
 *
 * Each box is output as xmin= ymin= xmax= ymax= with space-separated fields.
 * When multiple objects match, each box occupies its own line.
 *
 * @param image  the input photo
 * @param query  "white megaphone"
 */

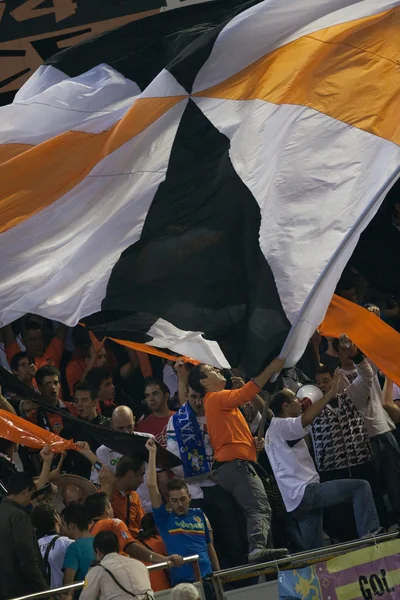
xmin=296 ymin=384 xmax=323 ymax=411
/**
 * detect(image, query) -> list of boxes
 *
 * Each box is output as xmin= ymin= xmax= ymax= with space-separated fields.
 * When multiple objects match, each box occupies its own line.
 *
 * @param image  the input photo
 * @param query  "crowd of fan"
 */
xmin=0 ymin=281 xmax=400 ymax=600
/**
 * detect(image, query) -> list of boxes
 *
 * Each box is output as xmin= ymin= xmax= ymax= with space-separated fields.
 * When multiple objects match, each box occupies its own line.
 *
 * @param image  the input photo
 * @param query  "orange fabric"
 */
xmin=320 ymin=294 xmax=400 ymax=386
xmin=111 ymin=489 xmax=146 ymax=538
xmin=195 ymin=7 xmax=400 ymax=146
xmin=109 ymin=337 xmax=201 ymax=366
xmin=89 ymin=518 xmax=135 ymax=555
xmin=0 ymin=97 xmax=184 ymax=233
xmin=0 ymin=408 xmax=75 ymax=452
xmin=204 ymin=381 xmax=259 ymax=463
xmin=66 ymin=357 xmax=86 ymax=396
xmin=136 ymin=351 xmax=153 ymax=379
xmin=139 ymin=536 xmax=170 ymax=591
xmin=6 ymin=336 xmax=64 ymax=370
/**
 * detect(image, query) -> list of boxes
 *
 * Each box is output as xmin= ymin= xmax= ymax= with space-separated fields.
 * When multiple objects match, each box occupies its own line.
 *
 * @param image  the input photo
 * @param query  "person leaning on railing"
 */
xmin=80 ymin=530 xmax=155 ymax=600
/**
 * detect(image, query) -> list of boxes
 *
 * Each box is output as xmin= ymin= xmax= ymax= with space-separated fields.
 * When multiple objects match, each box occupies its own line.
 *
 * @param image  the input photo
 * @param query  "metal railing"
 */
xmin=9 ymin=555 xmax=202 ymax=600
xmin=212 ymin=532 xmax=400 ymax=599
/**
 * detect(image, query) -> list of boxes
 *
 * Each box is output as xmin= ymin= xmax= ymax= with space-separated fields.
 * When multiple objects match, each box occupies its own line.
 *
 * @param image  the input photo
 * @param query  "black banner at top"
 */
xmin=0 ymin=0 xmax=166 ymax=43
xmin=0 ymin=0 xmax=208 ymax=106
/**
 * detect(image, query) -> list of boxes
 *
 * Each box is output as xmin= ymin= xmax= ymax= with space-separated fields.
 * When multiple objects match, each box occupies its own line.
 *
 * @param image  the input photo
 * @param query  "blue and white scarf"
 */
xmin=173 ymin=402 xmax=210 ymax=478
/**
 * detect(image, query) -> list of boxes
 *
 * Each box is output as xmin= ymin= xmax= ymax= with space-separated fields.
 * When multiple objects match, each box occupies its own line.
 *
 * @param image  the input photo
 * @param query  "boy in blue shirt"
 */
xmin=61 ymin=503 xmax=95 ymax=597
xmin=146 ymin=438 xmax=219 ymax=587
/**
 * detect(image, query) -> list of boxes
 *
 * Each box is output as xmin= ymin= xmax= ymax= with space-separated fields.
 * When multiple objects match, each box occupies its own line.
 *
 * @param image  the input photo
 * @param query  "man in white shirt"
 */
xmin=31 ymin=503 xmax=73 ymax=589
xmin=265 ymin=372 xmax=381 ymax=549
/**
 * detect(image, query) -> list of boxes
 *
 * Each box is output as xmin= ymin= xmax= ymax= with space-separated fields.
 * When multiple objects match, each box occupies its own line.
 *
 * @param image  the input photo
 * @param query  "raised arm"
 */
xmin=175 ymin=360 xmax=189 ymax=407
xmin=0 ymin=385 xmax=16 ymax=415
xmin=219 ymin=358 xmax=285 ymax=410
xmin=382 ymin=377 xmax=400 ymax=424
xmin=253 ymin=357 xmax=286 ymax=390
xmin=145 ymin=438 xmax=163 ymax=509
xmin=301 ymin=371 xmax=340 ymax=428
xmin=340 ymin=337 xmax=373 ymax=408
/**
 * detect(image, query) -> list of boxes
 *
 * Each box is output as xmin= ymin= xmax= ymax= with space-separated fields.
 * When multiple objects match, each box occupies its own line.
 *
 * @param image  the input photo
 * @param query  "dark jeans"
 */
xmin=213 ymin=460 xmax=271 ymax=555
xmin=320 ymin=461 xmax=387 ymax=538
xmin=370 ymin=431 xmax=400 ymax=524
xmin=292 ymin=479 xmax=380 ymax=549
xmin=191 ymin=484 xmax=248 ymax=567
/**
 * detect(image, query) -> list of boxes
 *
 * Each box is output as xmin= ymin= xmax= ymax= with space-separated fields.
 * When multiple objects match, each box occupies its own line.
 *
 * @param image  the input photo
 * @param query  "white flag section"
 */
xmin=0 ymin=0 xmax=399 ymax=372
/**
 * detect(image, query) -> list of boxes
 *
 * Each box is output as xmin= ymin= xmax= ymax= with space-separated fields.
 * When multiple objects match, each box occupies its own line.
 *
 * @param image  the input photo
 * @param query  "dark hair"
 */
xmin=24 ymin=320 xmax=42 ymax=334
xmin=7 ymin=472 xmax=35 ymax=495
xmin=167 ymin=477 xmax=189 ymax=495
xmin=144 ymin=379 xmax=170 ymax=397
xmin=270 ymin=390 xmax=294 ymax=417
xmin=0 ymin=437 xmax=15 ymax=454
xmin=116 ymin=455 xmax=144 ymax=478
xmin=137 ymin=513 xmax=158 ymax=542
xmin=35 ymin=365 xmax=60 ymax=387
xmin=84 ymin=492 xmax=109 ymax=521
xmin=31 ymin=503 xmax=58 ymax=538
xmin=61 ymin=502 xmax=90 ymax=531
xmin=187 ymin=364 xmax=207 ymax=396
xmin=10 ymin=351 xmax=29 ymax=373
xmin=72 ymin=327 xmax=91 ymax=353
xmin=315 ymin=365 xmax=335 ymax=378
xmin=85 ymin=367 xmax=112 ymax=396
xmin=93 ymin=530 xmax=119 ymax=556
xmin=74 ymin=381 xmax=96 ymax=401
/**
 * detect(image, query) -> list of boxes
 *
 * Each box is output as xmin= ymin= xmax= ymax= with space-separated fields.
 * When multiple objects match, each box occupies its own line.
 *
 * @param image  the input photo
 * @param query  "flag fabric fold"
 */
xmin=320 ymin=295 xmax=400 ymax=387
xmin=0 ymin=0 xmax=399 ymax=374
xmin=0 ymin=368 xmax=181 ymax=470
xmin=0 ymin=409 xmax=75 ymax=453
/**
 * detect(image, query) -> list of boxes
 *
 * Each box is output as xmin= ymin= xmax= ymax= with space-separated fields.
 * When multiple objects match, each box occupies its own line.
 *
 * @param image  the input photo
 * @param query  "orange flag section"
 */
xmin=320 ymin=294 xmax=400 ymax=386
xmin=109 ymin=338 xmax=201 ymax=366
xmin=0 ymin=409 xmax=76 ymax=453
xmin=196 ymin=6 xmax=400 ymax=146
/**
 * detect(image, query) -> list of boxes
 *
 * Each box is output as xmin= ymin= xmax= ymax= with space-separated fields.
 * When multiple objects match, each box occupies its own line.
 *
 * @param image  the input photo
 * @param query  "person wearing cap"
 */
xmin=187 ymin=357 xmax=287 ymax=563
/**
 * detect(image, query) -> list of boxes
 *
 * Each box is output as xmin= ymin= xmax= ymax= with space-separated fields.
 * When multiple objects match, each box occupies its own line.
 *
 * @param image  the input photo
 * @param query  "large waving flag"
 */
xmin=0 ymin=0 xmax=399 ymax=375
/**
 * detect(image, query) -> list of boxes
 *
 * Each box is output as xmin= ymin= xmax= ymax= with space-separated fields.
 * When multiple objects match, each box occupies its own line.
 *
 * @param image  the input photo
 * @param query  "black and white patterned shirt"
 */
xmin=312 ymin=358 xmax=373 ymax=472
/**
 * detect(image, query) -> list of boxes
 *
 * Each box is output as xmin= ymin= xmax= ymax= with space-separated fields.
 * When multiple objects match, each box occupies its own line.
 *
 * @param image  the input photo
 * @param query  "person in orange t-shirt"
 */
xmin=3 ymin=320 xmax=67 ymax=371
xmin=188 ymin=357 xmax=287 ymax=564
xmin=84 ymin=491 xmax=182 ymax=567
xmin=137 ymin=513 xmax=171 ymax=592
xmin=111 ymin=455 xmax=146 ymax=538
xmin=21 ymin=365 xmax=77 ymax=435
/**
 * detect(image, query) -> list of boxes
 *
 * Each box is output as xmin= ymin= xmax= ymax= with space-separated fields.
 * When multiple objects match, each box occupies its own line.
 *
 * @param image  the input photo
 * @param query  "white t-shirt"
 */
xmin=340 ymin=363 xmax=395 ymax=437
xmin=38 ymin=535 xmax=73 ymax=588
xmin=265 ymin=416 xmax=319 ymax=512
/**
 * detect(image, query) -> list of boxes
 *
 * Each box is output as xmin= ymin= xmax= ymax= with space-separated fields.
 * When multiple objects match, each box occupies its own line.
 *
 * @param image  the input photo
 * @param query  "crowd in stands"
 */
xmin=0 ymin=278 xmax=400 ymax=600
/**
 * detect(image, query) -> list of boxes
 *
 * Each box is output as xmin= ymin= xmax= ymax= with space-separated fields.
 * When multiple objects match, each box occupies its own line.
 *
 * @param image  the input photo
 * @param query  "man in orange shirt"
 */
xmin=112 ymin=455 xmax=146 ymax=538
xmin=188 ymin=357 xmax=286 ymax=563
xmin=75 ymin=441 xmax=146 ymax=538
xmin=3 ymin=319 xmax=67 ymax=370
xmin=84 ymin=491 xmax=182 ymax=567
xmin=21 ymin=365 xmax=77 ymax=435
